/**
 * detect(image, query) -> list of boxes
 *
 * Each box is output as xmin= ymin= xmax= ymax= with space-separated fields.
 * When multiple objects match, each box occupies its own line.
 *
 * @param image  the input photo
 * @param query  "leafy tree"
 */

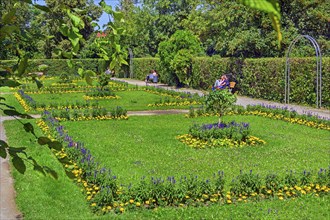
xmin=0 ymin=0 xmax=127 ymax=177
xmin=123 ymin=0 xmax=328 ymax=58
xmin=0 ymin=0 xmax=46 ymax=59
xmin=237 ymin=0 xmax=282 ymax=47
xmin=158 ymin=30 xmax=204 ymax=86
xmin=205 ymin=89 xmax=237 ymax=124
xmin=0 ymin=0 xmax=62 ymax=177
xmin=96 ymin=1 xmax=128 ymax=73
xmin=41 ymin=0 xmax=102 ymax=58
xmin=123 ymin=0 xmax=199 ymax=57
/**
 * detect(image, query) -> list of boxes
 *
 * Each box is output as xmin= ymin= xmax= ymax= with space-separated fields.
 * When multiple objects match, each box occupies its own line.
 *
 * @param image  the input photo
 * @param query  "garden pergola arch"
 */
xmin=284 ymin=35 xmax=322 ymax=108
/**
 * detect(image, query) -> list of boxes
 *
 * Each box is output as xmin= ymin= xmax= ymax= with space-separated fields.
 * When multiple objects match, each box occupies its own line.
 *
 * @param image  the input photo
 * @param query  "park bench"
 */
xmin=229 ymin=81 xmax=236 ymax=94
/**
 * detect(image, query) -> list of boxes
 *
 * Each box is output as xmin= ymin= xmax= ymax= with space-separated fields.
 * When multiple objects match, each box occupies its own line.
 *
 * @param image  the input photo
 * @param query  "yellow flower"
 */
xmin=136 ymin=202 xmax=141 ymax=207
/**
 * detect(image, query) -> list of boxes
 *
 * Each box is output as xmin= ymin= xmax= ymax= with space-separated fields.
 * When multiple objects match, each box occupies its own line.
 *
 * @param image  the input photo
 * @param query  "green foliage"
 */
xmin=239 ymin=57 xmax=330 ymax=107
xmin=205 ymin=90 xmax=237 ymax=118
xmin=85 ymin=88 xmax=115 ymax=98
xmin=230 ymin=170 xmax=262 ymax=195
xmin=0 ymin=59 xmax=105 ymax=77
xmin=131 ymin=58 xmax=160 ymax=80
xmin=237 ymin=0 xmax=282 ymax=47
xmin=158 ymin=30 xmax=204 ymax=86
xmin=190 ymin=56 xmax=330 ymax=108
xmin=95 ymin=1 xmax=128 ymax=75
xmin=188 ymin=121 xmax=250 ymax=142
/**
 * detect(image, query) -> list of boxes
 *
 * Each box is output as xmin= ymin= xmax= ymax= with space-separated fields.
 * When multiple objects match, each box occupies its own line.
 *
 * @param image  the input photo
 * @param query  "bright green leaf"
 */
xmin=78 ymin=68 xmax=84 ymax=76
xmin=100 ymin=0 xmax=113 ymax=14
xmin=66 ymin=60 xmax=73 ymax=69
xmin=67 ymin=10 xmax=82 ymax=27
xmin=59 ymin=25 xmax=69 ymax=37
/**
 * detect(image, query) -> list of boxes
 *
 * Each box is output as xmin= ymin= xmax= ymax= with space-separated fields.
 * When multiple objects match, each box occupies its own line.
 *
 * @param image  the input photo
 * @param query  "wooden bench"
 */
xmin=229 ymin=81 xmax=236 ymax=93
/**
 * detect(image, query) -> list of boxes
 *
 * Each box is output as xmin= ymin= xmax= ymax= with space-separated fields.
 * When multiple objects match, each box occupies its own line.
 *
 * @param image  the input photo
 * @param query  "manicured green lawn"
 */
xmin=62 ymin=114 xmax=329 ymax=186
xmin=4 ymin=113 xmax=329 ymax=219
xmin=0 ymin=93 xmax=25 ymax=116
xmin=111 ymin=195 xmax=330 ymax=219
xmin=4 ymin=111 xmax=330 ymax=219
xmin=26 ymin=90 xmax=198 ymax=111
xmin=4 ymin=120 xmax=94 ymax=220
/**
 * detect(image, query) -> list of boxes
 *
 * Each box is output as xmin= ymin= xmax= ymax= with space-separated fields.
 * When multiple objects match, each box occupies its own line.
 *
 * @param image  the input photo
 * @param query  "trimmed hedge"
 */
xmin=238 ymin=57 xmax=329 ymax=107
xmin=191 ymin=57 xmax=329 ymax=108
xmin=131 ymin=57 xmax=160 ymax=81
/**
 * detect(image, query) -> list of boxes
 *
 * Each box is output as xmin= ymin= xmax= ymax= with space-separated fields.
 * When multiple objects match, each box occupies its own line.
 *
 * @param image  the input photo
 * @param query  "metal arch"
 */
xmin=128 ymin=48 xmax=134 ymax=78
xmin=284 ymin=35 xmax=322 ymax=108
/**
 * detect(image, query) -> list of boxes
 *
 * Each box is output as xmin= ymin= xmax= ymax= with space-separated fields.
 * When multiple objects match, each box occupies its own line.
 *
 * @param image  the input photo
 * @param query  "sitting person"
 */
xmin=214 ymin=75 xmax=229 ymax=90
xmin=145 ymin=70 xmax=154 ymax=82
xmin=146 ymin=70 xmax=158 ymax=83
xmin=152 ymin=70 xmax=158 ymax=83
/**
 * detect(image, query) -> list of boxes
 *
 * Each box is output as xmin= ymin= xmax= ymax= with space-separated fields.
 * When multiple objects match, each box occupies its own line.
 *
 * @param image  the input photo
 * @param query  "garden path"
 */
xmin=0 ymin=115 xmax=23 ymax=220
xmin=1 ymin=78 xmax=329 ymax=219
xmin=112 ymin=77 xmax=330 ymax=119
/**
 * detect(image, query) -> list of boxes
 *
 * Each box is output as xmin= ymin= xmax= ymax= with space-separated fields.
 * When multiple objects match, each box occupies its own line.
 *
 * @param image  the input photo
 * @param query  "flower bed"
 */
xmin=187 ymin=104 xmax=330 ymax=130
xmin=148 ymin=99 xmax=201 ymax=107
xmin=36 ymin=112 xmax=329 ymax=215
xmin=45 ymin=106 xmax=128 ymax=121
xmin=18 ymin=80 xmax=128 ymax=94
xmin=15 ymin=90 xmax=102 ymax=112
xmin=177 ymin=121 xmax=265 ymax=148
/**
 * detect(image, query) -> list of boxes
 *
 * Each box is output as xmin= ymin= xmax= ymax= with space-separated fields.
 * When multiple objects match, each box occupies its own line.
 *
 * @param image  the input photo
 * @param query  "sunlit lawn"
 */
xmin=24 ymin=90 xmax=198 ymax=111
xmin=4 ymin=109 xmax=330 ymax=219
xmin=62 ymin=114 xmax=329 ymax=186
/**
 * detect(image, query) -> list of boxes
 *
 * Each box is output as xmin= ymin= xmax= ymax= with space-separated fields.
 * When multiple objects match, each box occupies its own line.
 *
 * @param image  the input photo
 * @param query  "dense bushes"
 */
xmin=239 ymin=58 xmax=330 ymax=107
xmin=191 ymin=57 xmax=329 ymax=108
xmin=131 ymin=58 xmax=160 ymax=81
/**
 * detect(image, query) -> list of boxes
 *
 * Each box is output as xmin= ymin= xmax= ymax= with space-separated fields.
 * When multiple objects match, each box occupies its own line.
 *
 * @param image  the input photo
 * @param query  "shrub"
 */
xmin=158 ymin=30 xmax=204 ymax=86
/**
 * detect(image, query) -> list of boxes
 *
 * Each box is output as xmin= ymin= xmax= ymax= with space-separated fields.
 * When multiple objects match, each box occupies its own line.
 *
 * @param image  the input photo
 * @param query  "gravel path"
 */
xmin=0 ymin=79 xmax=329 ymax=219
xmin=0 ymin=116 xmax=23 ymax=220
xmin=113 ymin=77 xmax=330 ymax=119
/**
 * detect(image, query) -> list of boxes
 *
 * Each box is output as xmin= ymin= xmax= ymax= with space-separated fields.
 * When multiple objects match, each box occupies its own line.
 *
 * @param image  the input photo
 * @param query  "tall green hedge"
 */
xmin=131 ymin=58 xmax=160 ymax=81
xmin=239 ymin=57 xmax=329 ymax=108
